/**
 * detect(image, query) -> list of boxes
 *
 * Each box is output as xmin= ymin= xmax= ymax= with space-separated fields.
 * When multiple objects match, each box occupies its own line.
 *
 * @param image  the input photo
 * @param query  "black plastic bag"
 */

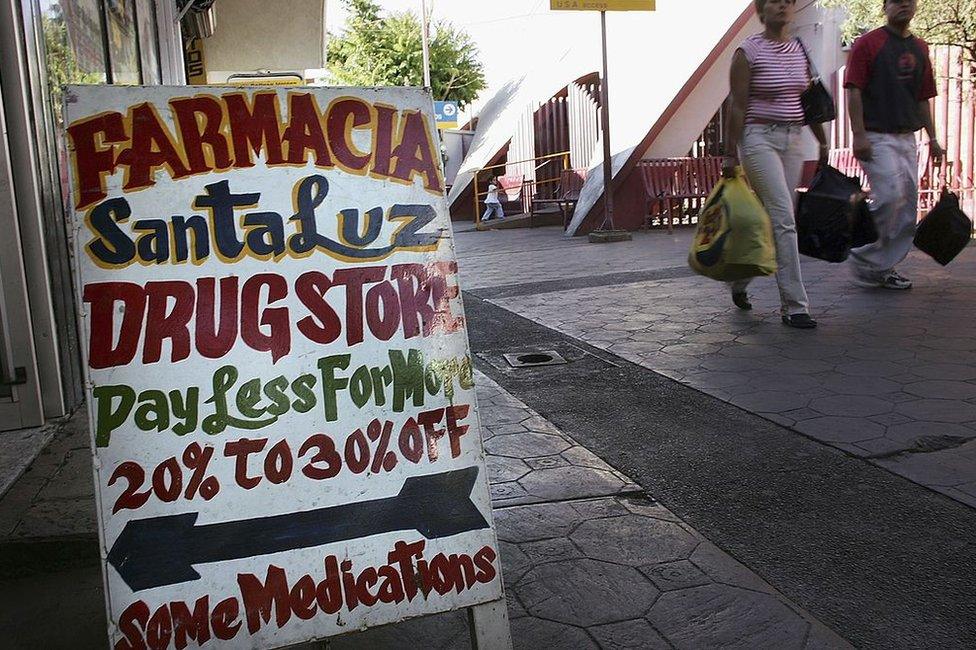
xmin=914 ymin=189 xmax=972 ymax=265
xmin=797 ymin=164 xmax=877 ymax=263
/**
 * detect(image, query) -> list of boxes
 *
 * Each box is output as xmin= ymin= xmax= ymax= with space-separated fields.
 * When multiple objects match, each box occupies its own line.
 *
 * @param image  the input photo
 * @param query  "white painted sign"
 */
xmin=64 ymin=85 xmax=504 ymax=649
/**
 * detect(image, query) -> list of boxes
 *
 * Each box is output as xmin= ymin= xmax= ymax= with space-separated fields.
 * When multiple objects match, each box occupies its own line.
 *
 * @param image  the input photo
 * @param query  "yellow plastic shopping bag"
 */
xmin=688 ymin=167 xmax=776 ymax=281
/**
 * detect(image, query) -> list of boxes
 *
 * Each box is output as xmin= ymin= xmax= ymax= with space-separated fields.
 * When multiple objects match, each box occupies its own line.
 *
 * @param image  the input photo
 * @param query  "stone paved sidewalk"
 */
xmin=454 ymin=227 xmax=690 ymax=291
xmin=0 ymin=412 xmax=92 ymax=539
xmin=0 ymin=370 xmax=849 ymax=648
xmin=334 ymin=495 xmax=849 ymax=649
xmin=478 ymin=374 xmax=640 ymax=507
xmin=331 ymin=373 xmax=848 ymax=649
xmin=0 ymin=423 xmax=60 ymax=499
xmin=491 ymin=240 xmax=976 ymax=510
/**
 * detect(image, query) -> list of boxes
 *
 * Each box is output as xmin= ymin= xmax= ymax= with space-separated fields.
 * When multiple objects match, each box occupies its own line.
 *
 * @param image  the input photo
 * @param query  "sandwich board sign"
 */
xmin=63 ymin=84 xmax=509 ymax=649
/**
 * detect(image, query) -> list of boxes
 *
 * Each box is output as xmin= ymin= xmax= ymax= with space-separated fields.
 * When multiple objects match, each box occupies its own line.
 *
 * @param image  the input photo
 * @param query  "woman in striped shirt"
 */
xmin=723 ymin=0 xmax=830 ymax=329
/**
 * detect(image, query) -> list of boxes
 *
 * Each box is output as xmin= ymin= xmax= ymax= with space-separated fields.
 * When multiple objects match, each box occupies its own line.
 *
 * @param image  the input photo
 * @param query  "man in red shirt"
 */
xmin=844 ymin=0 xmax=944 ymax=289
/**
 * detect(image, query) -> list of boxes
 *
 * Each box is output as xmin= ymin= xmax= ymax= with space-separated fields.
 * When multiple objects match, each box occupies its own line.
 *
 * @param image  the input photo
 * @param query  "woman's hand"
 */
xmin=721 ymin=155 xmax=739 ymax=178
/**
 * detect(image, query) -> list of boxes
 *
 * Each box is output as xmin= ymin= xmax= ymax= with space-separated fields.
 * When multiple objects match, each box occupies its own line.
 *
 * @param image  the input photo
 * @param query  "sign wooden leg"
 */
xmin=468 ymin=597 xmax=513 ymax=650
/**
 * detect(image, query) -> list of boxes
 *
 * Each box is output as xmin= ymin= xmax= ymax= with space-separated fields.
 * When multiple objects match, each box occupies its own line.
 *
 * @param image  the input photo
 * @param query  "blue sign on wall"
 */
xmin=434 ymin=100 xmax=459 ymax=128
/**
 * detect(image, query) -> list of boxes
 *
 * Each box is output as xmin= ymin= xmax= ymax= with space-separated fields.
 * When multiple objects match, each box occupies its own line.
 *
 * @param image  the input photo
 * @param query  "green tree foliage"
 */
xmin=327 ymin=0 xmax=486 ymax=109
xmin=822 ymin=0 xmax=976 ymax=64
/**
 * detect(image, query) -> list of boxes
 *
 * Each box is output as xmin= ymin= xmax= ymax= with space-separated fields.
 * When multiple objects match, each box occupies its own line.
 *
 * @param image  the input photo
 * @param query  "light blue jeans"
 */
xmin=482 ymin=202 xmax=504 ymax=221
xmin=849 ymin=132 xmax=919 ymax=279
xmin=731 ymin=123 xmax=810 ymax=316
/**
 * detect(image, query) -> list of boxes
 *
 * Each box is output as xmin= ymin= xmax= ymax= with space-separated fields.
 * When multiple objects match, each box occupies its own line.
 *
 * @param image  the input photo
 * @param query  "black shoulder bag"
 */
xmin=795 ymin=37 xmax=836 ymax=125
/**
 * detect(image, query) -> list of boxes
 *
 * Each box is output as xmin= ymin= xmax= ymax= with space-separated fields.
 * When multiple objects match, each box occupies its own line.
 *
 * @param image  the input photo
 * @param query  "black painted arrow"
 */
xmin=107 ymin=466 xmax=488 ymax=592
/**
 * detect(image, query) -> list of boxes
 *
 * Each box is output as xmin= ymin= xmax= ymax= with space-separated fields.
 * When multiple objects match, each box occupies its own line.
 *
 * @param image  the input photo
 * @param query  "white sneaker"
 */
xmin=880 ymin=271 xmax=912 ymax=290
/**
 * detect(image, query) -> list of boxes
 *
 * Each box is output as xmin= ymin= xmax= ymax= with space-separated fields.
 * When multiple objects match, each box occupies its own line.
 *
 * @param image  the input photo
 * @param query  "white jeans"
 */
xmin=849 ymin=132 xmax=919 ymax=279
xmin=731 ymin=123 xmax=810 ymax=315
xmin=482 ymin=202 xmax=504 ymax=221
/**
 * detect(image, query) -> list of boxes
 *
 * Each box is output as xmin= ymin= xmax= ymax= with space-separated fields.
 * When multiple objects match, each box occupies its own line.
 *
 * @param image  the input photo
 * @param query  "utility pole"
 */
xmin=549 ymin=1 xmax=653 ymax=240
xmin=588 ymin=9 xmax=632 ymax=243
xmin=598 ymin=11 xmax=615 ymax=231
xmin=420 ymin=0 xmax=432 ymax=89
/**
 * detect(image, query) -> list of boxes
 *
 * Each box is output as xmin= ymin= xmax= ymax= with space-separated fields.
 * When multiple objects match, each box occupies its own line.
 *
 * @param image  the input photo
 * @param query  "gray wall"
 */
xmin=203 ymin=0 xmax=327 ymax=82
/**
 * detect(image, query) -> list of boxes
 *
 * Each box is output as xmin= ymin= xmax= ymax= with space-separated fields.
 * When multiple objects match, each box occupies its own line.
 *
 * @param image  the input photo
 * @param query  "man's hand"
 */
xmin=930 ymin=140 xmax=945 ymax=165
xmin=721 ymin=155 xmax=738 ymax=178
xmin=852 ymin=132 xmax=873 ymax=162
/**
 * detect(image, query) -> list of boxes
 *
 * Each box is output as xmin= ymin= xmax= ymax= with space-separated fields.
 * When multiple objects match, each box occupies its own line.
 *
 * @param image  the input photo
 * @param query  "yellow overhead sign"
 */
xmin=550 ymin=0 xmax=655 ymax=10
xmin=225 ymin=72 xmax=305 ymax=86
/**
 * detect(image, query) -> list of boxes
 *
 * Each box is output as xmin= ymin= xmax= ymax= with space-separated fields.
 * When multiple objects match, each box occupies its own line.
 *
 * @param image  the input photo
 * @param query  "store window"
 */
xmin=135 ymin=0 xmax=160 ymax=84
xmin=0 ymin=0 xmax=175 ymax=424
xmin=104 ymin=0 xmax=141 ymax=84
xmin=39 ymin=0 xmax=149 ymax=128
xmin=31 ymin=0 xmax=153 ymax=414
xmin=39 ymin=0 xmax=108 ymax=127
xmin=38 ymin=0 xmax=151 ymax=209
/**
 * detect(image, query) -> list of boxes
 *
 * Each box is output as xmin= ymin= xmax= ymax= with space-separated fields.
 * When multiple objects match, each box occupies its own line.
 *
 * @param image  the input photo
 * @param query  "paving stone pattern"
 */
xmin=0 ymin=422 xmax=58 ymax=499
xmin=330 ymin=373 xmax=848 ymax=649
xmin=0 ymin=368 xmax=850 ymax=648
xmin=334 ymin=494 xmax=848 ymax=649
xmin=453 ymin=227 xmax=690 ymax=291
xmin=494 ymin=246 xmax=976 ymax=509
xmin=478 ymin=371 xmax=641 ymax=506
xmin=0 ymin=414 xmax=94 ymax=540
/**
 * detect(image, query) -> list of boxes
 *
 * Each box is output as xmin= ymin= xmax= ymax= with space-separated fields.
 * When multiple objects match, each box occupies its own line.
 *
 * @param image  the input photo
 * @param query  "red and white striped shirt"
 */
xmin=737 ymin=34 xmax=809 ymax=124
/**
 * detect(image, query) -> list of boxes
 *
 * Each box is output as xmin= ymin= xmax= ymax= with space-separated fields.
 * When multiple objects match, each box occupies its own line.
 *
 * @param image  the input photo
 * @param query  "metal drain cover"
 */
xmin=503 ymin=350 xmax=567 ymax=368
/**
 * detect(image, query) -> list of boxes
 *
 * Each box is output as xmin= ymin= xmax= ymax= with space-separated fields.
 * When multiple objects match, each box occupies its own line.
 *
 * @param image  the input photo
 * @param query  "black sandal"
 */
xmin=732 ymin=291 xmax=752 ymax=310
xmin=782 ymin=314 xmax=817 ymax=329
